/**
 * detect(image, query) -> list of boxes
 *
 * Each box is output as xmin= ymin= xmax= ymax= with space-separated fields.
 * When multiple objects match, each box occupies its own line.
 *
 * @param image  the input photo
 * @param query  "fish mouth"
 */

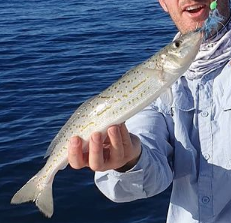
xmin=182 ymin=3 xmax=208 ymax=20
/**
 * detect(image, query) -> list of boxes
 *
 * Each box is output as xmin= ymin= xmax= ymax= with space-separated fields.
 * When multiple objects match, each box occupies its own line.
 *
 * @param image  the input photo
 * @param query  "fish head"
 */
xmin=162 ymin=30 xmax=202 ymax=75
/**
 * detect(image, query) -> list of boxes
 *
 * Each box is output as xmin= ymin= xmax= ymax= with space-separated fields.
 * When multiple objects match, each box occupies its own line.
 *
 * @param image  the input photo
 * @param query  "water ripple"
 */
xmin=0 ymin=0 xmax=174 ymax=222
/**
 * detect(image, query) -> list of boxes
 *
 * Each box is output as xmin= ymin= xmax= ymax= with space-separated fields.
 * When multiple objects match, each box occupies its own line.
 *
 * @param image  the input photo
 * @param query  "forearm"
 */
xmin=95 ymin=141 xmax=173 ymax=202
xmin=94 ymin=104 xmax=174 ymax=202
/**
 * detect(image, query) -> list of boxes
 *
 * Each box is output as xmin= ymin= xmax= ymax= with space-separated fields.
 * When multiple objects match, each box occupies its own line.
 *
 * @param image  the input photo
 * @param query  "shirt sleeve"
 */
xmin=94 ymin=102 xmax=174 ymax=203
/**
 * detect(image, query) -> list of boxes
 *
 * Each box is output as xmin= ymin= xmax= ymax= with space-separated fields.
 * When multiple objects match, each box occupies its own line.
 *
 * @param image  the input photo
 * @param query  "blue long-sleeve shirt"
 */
xmin=95 ymin=59 xmax=231 ymax=223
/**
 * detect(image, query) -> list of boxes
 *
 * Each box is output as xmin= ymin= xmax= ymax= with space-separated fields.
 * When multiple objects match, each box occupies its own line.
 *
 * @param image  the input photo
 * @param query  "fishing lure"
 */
xmin=202 ymin=0 xmax=224 ymax=37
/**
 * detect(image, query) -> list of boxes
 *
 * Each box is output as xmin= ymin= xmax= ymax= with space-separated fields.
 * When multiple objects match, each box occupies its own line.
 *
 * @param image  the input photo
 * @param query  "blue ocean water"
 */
xmin=0 ymin=0 xmax=176 ymax=222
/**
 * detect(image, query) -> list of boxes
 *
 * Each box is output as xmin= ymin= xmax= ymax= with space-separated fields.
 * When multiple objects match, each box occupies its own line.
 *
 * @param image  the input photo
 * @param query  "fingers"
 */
xmin=68 ymin=136 xmax=86 ymax=169
xmin=109 ymin=124 xmax=141 ymax=172
xmin=119 ymin=123 xmax=133 ymax=158
xmin=88 ymin=125 xmax=127 ymax=171
xmin=68 ymin=133 xmax=106 ymax=171
xmin=107 ymin=125 xmax=124 ymax=165
xmin=68 ymin=124 xmax=141 ymax=172
xmin=120 ymin=123 xmax=141 ymax=159
xmin=88 ymin=132 xmax=104 ymax=171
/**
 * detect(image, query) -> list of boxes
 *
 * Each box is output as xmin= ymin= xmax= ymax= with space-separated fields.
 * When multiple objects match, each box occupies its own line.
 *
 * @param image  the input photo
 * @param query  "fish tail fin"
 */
xmin=11 ymin=172 xmax=54 ymax=218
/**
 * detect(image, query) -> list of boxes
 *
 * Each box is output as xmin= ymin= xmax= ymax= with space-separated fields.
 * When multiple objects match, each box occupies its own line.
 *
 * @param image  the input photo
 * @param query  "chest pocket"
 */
xmin=213 ymin=81 xmax=231 ymax=217
xmin=219 ymin=61 xmax=231 ymax=111
xmin=171 ymin=79 xmax=197 ymax=179
xmin=171 ymin=78 xmax=195 ymax=116
xmin=218 ymin=84 xmax=231 ymax=164
xmin=222 ymin=91 xmax=231 ymax=111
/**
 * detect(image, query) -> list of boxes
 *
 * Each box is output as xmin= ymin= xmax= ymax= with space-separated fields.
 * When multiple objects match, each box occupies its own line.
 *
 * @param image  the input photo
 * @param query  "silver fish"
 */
xmin=11 ymin=30 xmax=202 ymax=217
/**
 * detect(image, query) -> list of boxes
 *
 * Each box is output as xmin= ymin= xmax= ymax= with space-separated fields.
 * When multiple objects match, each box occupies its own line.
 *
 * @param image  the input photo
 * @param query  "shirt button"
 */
xmin=204 ymin=153 xmax=210 ymax=160
xmin=198 ymin=84 xmax=204 ymax=90
xmin=201 ymin=111 xmax=209 ymax=117
xmin=202 ymin=196 xmax=210 ymax=204
xmin=204 ymin=75 xmax=210 ymax=81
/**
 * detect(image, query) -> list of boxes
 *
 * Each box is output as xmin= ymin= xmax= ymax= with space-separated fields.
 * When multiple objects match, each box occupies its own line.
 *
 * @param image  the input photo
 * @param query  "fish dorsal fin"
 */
xmin=44 ymin=132 xmax=63 ymax=158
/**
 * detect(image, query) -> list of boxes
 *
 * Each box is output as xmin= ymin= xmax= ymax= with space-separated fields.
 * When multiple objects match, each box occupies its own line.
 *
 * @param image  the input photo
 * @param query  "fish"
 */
xmin=11 ymin=30 xmax=202 ymax=218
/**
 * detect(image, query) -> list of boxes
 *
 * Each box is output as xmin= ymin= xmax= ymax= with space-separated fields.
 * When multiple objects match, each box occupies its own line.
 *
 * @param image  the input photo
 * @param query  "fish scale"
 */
xmin=11 ymin=30 xmax=202 ymax=218
xmin=47 ymin=62 xmax=160 ymax=155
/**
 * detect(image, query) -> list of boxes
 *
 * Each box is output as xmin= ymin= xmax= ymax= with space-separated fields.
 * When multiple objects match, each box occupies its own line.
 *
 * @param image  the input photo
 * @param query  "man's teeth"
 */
xmin=186 ymin=5 xmax=203 ymax=11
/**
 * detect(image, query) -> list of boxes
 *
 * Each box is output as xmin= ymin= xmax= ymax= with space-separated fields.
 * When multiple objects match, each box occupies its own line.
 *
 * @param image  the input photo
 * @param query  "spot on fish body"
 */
xmin=80 ymin=122 xmax=95 ymax=131
xmin=97 ymin=106 xmax=112 ymax=116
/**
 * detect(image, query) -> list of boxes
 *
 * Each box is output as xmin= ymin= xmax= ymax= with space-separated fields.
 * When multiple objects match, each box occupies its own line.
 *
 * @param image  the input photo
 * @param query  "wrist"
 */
xmin=115 ymin=152 xmax=142 ymax=173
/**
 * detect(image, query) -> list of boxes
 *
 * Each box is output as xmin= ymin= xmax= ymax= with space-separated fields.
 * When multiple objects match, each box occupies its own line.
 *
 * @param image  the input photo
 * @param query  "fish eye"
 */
xmin=173 ymin=40 xmax=181 ymax=48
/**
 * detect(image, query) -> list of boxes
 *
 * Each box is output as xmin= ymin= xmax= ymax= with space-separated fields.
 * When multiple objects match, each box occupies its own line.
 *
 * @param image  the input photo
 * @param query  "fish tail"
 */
xmin=11 ymin=172 xmax=54 ymax=218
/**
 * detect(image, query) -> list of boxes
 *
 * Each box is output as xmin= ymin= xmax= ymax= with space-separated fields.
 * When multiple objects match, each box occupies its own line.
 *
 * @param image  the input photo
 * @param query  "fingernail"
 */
xmin=109 ymin=126 xmax=119 ymax=136
xmin=91 ymin=132 xmax=102 ymax=143
xmin=70 ymin=137 xmax=80 ymax=146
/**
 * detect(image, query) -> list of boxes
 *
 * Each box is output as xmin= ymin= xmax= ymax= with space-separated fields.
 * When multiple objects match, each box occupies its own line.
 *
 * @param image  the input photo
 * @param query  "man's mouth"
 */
xmin=185 ymin=5 xmax=205 ymax=14
xmin=182 ymin=4 xmax=208 ymax=20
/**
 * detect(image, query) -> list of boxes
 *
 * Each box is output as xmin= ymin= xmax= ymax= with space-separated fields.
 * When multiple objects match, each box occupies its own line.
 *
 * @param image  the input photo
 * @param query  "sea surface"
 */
xmin=0 ymin=1 xmax=176 ymax=222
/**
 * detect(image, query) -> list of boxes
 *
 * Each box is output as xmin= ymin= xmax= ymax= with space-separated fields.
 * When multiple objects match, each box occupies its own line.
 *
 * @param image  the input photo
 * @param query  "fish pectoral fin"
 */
xmin=141 ymin=67 xmax=165 ymax=82
xmin=157 ymin=68 xmax=165 ymax=82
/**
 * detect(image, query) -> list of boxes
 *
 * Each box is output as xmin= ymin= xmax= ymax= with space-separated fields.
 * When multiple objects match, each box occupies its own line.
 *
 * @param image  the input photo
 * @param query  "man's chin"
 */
xmin=179 ymin=20 xmax=207 ymax=34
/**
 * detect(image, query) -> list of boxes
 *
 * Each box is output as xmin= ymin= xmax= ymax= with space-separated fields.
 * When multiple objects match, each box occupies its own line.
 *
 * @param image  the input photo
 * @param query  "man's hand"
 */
xmin=68 ymin=123 xmax=141 ymax=172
